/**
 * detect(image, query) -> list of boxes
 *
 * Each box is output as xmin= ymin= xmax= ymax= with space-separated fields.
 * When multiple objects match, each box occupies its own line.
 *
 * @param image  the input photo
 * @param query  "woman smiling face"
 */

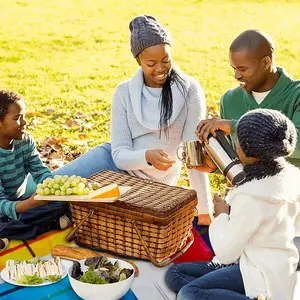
xmin=137 ymin=43 xmax=173 ymax=88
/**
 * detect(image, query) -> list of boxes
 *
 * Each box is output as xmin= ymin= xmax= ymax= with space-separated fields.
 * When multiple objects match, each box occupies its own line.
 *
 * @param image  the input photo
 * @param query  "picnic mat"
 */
xmin=0 ymin=224 xmax=212 ymax=300
xmin=1 ymin=224 xmax=298 ymax=299
xmin=0 ymin=276 xmax=137 ymax=300
xmin=0 ymin=227 xmax=138 ymax=299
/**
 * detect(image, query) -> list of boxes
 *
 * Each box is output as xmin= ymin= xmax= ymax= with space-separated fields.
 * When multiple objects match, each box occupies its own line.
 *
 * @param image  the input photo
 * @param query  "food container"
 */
xmin=67 ymin=170 xmax=197 ymax=267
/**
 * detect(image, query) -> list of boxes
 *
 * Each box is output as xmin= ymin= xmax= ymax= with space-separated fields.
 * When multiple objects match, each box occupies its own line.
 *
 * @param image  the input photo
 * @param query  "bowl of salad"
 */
xmin=68 ymin=256 xmax=135 ymax=300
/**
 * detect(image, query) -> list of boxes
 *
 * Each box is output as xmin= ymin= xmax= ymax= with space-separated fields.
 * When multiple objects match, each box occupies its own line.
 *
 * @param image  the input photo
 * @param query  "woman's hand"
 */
xmin=146 ymin=149 xmax=175 ymax=171
xmin=213 ymin=193 xmax=230 ymax=217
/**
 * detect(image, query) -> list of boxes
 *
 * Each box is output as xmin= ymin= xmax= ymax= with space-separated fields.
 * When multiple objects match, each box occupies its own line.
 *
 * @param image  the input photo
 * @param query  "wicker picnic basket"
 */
xmin=66 ymin=170 xmax=197 ymax=267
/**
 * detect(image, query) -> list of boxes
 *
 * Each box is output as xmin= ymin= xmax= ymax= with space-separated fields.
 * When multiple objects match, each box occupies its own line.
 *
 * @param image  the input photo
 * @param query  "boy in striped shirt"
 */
xmin=0 ymin=90 xmax=70 ymax=251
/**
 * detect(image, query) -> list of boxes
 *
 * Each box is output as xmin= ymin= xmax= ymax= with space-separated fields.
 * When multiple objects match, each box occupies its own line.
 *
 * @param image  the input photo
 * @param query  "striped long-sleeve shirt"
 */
xmin=0 ymin=133 xmax=52 ymax=220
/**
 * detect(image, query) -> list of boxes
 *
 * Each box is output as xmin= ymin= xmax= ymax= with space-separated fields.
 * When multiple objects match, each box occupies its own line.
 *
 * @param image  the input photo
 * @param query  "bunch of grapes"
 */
xmin=36 ymin=175 xmax=101 ymax=196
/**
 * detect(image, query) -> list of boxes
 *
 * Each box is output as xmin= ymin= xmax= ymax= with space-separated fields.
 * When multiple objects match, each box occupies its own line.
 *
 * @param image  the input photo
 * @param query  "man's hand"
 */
xmin=146 ymin=149 xmax=175 ymax=171
xmin=196 ymin=118 xmax=232 ymax=144
xmin=213 ymin=193 xmax=230 ymax=217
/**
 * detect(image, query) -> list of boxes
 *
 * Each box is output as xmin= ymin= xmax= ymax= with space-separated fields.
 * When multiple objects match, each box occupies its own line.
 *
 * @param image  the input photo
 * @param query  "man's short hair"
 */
xmin=230 ymin=29 xmax=275 ymax=58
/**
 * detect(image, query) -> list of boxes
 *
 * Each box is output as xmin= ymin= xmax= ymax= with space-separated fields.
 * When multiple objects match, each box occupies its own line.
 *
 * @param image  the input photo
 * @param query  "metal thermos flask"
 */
xmin=203 ymin=130 xmax=245 ymax=185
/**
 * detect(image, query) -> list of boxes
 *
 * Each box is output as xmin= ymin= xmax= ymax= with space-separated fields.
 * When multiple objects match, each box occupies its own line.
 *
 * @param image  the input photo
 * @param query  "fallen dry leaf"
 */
xmin=65 ymin=119 xmax=82 ymax=127
xmin=74 ymin=112 xmax=85 ymax=118
xmin=78 ymin=133 xmax=88 ymax=140
xmin=47 ymin=108 xmax=55 ymax=115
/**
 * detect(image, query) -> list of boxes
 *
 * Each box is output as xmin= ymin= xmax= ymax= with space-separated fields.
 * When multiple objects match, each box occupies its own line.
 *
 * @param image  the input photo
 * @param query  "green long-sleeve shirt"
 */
xmin=0 ymin=133 xmax=52 ymax=220
xmin=221 ymin=67 xmax=300 ymax=167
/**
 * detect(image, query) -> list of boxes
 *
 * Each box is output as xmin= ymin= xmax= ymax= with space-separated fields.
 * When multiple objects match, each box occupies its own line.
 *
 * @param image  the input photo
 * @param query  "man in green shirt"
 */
xmin=197 ymin=29 xmax=300 ymax=168
xmin=196 ymin=29 xmax=300 ymax=267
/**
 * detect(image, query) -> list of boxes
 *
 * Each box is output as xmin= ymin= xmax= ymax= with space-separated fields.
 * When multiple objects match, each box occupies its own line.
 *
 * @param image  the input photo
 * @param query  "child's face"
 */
xmin=0 ymin=100 xmax=27 ymax=141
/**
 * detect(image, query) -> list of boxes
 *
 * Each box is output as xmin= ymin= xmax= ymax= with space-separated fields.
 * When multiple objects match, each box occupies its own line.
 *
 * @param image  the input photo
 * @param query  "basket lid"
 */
xmin=88 ymin=170 xmax=197 ymax=218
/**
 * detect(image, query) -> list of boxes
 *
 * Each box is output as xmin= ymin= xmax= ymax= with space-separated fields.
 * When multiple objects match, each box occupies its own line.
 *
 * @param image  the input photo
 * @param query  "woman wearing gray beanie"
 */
xmin=51 ymin=15 xmax=213 ymax=224
xmin=166 ymin=109 xmax=300 ymax=299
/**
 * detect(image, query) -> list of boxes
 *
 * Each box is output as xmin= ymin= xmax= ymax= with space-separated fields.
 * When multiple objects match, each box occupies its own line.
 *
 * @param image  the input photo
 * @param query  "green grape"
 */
xmin=92 ymin=183 xmax=100 ymax=191
xmin=55 ymin=190 xmax=61 ymax=196
xmin=83 ymin=188 xmax=89 ymax=195
xmin=66 ymin=188 xmax=73 ymax=195
xmin=78 ymin=182 xmax=85 ymax=190
xmin=71 ymin=180 xmax=77 ymax=187
xmin=61 ymin=175 xmax=68 ymax=183
xmin=38 ymin=175 xmax=94 ymax=196
xmin=44 ymin=178 xmax=51 ymax=185
xmin=36 ymin=188 xmax=43 ymax=195
xmin=63 ymin=182 xmax=70 ymax=188
xmin=54 ymin=175 xmax=62 ymax=183
xmin=81 ymin=178 xmax=88 ymax=185
xmin=53 ymin=184 xmax=60 ymax=189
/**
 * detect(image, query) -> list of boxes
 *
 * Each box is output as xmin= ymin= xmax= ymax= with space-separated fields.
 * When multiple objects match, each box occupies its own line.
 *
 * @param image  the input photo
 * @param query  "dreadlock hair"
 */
xmin=159 ymin=68 xmax=187 ymax=138
xmin=0 ymin=90 xmax=22 ymax=121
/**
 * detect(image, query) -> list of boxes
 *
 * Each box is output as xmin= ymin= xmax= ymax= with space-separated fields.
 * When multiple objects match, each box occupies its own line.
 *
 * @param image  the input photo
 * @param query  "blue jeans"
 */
xmin=53 ymin=142 xmax=125 ymax=177
xmin=165 ymin=262 xmax=252 ymax=300
xmin=0 ymin=171 xmax=70 ymax=241
xmin=0 ymin=201 xmax=70 ymax=241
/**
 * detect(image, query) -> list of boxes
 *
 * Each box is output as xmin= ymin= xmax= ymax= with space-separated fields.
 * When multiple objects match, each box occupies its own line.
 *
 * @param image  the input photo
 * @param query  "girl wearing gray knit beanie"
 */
xmin=166 ymin=108 xmax=300 ymax=300
xmin=51 ymin=15 xmax=213 ymax=225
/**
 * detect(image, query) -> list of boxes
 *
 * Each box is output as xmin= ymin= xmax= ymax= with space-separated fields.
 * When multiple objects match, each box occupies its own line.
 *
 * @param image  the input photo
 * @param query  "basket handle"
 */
xmin=132 ymin=220 xmax=194 ymax=267
xmin=65 ymin=210 xmax=94 ymax=242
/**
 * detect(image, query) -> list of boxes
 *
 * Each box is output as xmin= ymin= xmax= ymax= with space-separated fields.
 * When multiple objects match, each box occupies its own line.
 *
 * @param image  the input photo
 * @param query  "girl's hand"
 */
xmin=197 ymin=213 xmax=213 ymax=225
xmin=146 ymin=149 xmax=175 ymax=171
xmin=213 ymin=193 xmax=230 ymax=217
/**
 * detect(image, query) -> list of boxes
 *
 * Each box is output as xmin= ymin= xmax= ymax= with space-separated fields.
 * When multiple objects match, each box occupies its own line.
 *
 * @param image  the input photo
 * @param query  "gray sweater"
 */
xmin=111 ymin=67 xmax=212 ymax=214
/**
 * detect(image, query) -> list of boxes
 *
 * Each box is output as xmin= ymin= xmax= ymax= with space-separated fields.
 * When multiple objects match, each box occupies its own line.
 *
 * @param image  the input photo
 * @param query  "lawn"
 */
xmin=1 ymin=0 xmax=300 ymax=191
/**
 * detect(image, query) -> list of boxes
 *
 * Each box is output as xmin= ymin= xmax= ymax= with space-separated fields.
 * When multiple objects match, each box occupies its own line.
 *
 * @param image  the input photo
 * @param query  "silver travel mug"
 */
xmin=177 ymin=140 xmax=203 ymax=168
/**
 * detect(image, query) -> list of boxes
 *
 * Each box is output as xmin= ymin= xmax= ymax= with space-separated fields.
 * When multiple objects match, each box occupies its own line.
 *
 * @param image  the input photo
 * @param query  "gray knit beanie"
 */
xmin=129 ymin=15 xmax=172 ymax=58
xmin=237 ymin=109 xmax=297 ymax=160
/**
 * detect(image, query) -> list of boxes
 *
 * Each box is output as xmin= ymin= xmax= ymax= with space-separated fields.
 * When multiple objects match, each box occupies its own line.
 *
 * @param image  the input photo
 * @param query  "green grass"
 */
xmin=1 ymin=0 xmax=300 ymax=192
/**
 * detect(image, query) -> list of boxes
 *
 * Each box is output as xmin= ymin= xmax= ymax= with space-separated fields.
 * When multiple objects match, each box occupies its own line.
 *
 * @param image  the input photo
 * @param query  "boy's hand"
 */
xmin=16 ymin=194 xmax=50 ymax=213
xmin=213 ymin=193 xmax=230 ymax=217
xmin=146 ymin=149 xmax=175 ymax=171
xmin=28 ymin=195 xmax=51 ymax=207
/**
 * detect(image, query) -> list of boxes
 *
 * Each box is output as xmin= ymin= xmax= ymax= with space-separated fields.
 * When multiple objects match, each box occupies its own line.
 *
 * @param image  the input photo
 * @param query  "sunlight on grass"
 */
xmin=1 ymin=0 xmax=300 ymax=190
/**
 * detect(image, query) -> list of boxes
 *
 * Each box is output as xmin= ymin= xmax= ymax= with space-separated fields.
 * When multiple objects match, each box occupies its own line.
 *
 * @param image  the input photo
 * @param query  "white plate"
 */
xmin=34 ymin=186 xmax=131 ymax=203
xmin=0 ymin=259 xmax=69 ymax=287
